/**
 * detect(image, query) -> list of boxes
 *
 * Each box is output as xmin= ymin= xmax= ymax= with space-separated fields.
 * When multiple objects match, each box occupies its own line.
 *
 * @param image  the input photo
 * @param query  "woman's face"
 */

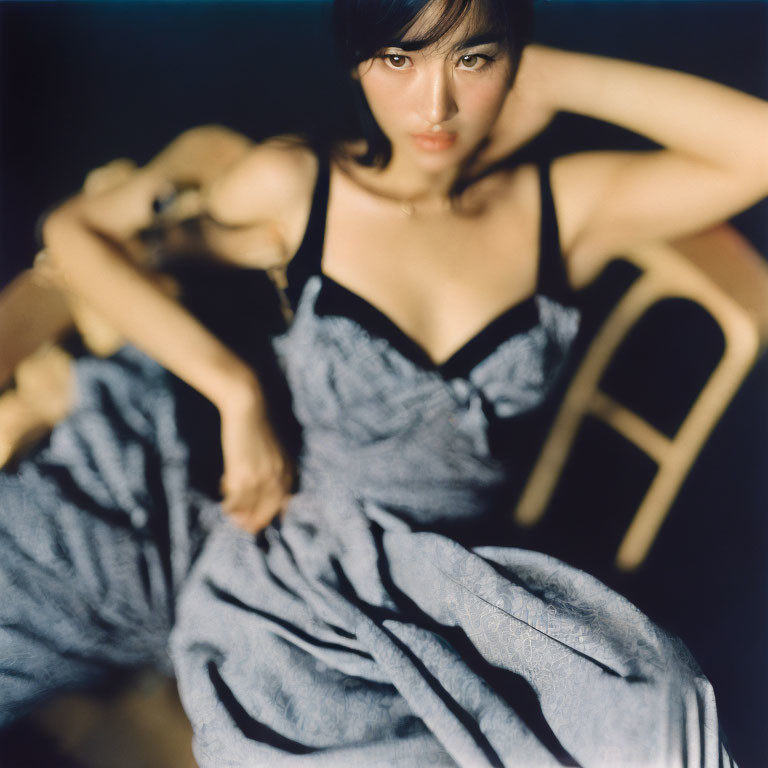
xmin=357 ymin=3 xmax=514 ymax=173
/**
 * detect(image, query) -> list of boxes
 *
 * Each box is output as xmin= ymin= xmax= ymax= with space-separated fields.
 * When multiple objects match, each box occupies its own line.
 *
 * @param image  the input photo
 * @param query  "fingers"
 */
xmin=82 ymin=159 xmax=138 ymax=196
xmin=226 ymin=496 xmax=290 ymax=534
xmin=224 ymin=491 xmax=291 ymax=533
xmin=220 ymin=462 xmax=293 ymax=534
xmin=218 ymin=409 xmax=295 ymax=534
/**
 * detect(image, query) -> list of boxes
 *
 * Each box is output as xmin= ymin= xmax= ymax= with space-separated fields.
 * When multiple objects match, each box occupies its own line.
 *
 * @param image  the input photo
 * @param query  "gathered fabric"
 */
xmin=0 ymin=159 xmax=735 ymax=766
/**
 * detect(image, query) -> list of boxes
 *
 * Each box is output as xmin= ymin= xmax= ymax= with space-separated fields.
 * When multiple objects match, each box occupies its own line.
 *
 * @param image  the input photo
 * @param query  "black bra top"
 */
xmin=285 ymin=157 xmax=574 ymax=379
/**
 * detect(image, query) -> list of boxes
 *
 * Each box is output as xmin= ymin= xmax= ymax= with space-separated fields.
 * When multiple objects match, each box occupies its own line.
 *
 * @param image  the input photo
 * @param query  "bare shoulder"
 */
xmin=480 ymin=161 xmax=545 ymax=242
xmin=483 ymin=158 xmax=596 ymax=290
xmin=550 ymin=152 xmax=624 ymax=243
xmin=506 ymin=162 xmax=540 ymax=205
xmin=206 ymin=135 xmax=319 ymax=258
xmin=548 ymin=151 xmax=636 ymax=288
xmin=548 ymin=148 xmax=754 ymax=290
xmin=464 ymin=161 xmax=539 ymax=213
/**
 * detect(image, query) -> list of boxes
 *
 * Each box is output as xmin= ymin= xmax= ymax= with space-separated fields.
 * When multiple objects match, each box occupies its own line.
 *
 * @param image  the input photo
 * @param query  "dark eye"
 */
xmin=384 ymin=54 xmax=411 ymax=69
xmin=459 ymin=53 xmax=495 ymax=71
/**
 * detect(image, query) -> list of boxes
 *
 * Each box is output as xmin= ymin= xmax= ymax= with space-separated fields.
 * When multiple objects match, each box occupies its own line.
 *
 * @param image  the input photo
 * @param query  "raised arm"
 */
xmin=502 ymin=45 xmax=768 ymax=286
xmin=42 ymin=127 xmax=316 ymax=530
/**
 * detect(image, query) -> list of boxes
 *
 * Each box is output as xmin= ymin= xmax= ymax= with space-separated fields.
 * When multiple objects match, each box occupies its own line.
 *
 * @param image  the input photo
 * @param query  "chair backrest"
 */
xmin=673 ymin=225 xmax=768 ymax=344
xmin=514 ymin=224 xmax=768 ymax=570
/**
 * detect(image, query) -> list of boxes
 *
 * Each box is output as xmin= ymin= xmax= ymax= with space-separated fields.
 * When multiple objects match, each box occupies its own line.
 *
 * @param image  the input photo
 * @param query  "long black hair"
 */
xmin=332 ymin=0 xmax=534 ymax=167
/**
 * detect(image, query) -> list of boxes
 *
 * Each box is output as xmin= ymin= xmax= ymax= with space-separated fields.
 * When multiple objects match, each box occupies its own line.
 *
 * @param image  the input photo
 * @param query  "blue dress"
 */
xmin=0 ymin=160 xmax=735 ymax=766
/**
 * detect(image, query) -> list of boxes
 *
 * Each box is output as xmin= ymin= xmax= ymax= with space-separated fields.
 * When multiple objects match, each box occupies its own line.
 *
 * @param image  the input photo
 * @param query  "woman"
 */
xmin=2 ymin=0 xmax=767 ymax=763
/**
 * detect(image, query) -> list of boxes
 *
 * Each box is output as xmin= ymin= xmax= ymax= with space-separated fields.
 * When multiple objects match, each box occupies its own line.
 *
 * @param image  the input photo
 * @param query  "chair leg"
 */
xmin=515 ymin=271 xmax=663 ymax=527
xmin=515 ymin=252 xmax=760 ymax=570
xmin=615 ymin=315 xmax=758 ymax=570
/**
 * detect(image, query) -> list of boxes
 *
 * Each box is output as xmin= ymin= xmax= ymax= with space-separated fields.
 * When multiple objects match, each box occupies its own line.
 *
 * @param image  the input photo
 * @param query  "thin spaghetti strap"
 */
xmin=536 ymin=160 xmax=573 ymax=301
xmin=284 ymin=155 xmax=331 ymax=309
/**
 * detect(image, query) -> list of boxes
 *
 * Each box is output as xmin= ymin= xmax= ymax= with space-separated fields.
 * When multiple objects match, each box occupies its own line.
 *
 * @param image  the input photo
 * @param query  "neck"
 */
xmin=381 ymin=149 xmax=461 ymax=202
xmin=336 ymin=140 xmax=484 ymax=215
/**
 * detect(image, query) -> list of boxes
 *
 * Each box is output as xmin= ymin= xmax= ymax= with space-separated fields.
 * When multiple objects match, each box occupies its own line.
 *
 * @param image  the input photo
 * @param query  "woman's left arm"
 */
xmin=518 ymin=45 xmax=768 ymax=281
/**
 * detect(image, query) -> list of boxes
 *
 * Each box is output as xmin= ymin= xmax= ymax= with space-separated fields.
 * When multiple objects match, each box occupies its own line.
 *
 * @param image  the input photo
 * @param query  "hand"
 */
xmin=218 ymin=397 xmax=293 ymax=533
xmin=478 ymin=45 xmax=558 ymax=165
xmin=82 ymin=158 xmax=138 ymax=196
xmin=0 ymin=344 xmax=74 ymax=468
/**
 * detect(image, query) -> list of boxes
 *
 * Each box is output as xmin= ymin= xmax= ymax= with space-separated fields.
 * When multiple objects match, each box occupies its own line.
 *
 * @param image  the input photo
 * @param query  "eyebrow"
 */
xmin=454 ymin=32 xmax=503 ymax=51
xmin=386 ymin=30 xmax=502 ymax=53
xmin=385 ymin=38 xmax=432 ymax=52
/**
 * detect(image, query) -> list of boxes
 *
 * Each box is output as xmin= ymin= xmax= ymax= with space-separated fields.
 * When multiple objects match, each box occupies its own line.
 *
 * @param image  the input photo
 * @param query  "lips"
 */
xmin=411 ymin=132 xmax=458 ymax=151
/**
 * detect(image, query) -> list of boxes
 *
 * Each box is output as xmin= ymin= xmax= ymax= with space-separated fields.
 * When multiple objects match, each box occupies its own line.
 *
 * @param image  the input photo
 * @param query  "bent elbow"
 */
xmin=179 ymin=124 xmax=250 ymax=150
xmin=41 ymin=199 xmax=94 ymax=279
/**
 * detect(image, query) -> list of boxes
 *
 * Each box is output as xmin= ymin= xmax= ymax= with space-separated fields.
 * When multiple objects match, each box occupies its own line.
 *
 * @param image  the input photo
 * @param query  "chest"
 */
xmin=321 ymin=177 xmax=541 ymax=366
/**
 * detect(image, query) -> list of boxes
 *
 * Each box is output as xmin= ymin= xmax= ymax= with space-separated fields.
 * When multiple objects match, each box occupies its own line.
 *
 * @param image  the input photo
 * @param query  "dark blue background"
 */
xmin=1 ymin=2 xmax=766 ymax=764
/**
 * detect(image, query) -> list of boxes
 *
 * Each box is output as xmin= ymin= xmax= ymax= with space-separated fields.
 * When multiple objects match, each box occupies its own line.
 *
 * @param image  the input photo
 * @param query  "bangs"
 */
xmin=390 ymin=0 xmax=505 ymax=54
xmin=332 ymin=0 xmax=534 ymax=167
xmin=335 ymin=0 xmax=531 ymax=69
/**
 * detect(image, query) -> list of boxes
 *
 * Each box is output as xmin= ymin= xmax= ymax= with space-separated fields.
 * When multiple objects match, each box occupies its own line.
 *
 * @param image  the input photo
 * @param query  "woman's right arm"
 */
xmin=42 ymin=128 xmax=317 ymax=530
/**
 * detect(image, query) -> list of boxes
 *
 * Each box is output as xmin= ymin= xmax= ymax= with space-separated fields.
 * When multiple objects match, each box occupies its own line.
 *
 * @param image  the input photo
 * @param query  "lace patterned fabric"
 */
xmin=0 ymin=158 xmax=735 ymax=765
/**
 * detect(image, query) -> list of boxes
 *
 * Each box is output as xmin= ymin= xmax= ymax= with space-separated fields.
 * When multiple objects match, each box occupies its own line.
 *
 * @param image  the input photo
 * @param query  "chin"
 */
xmin=411 ymin=154 xmax=458 ymax=173
xmin=407 ymin=143 xmax=471 ymax=173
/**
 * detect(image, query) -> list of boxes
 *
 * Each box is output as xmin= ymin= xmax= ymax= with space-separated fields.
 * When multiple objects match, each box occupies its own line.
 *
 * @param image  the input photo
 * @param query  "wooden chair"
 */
xmin=30 ymin=672 xmax=197 ymax=768
xmin=514 ymin=224 xmax=768 ymax=570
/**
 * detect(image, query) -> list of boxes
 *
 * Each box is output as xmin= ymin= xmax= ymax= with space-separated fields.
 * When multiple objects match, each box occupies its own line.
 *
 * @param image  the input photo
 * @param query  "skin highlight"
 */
xmin=355 ymin=7 xmax=514 ymax=199
xmin=22 ymin=0 xmax=768 ymax=530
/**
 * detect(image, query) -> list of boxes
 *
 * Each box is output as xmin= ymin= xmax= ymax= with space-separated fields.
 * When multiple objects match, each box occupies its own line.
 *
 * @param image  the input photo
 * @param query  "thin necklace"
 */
xmin=399 ymin=196 xmax=453 ymax=218
xmin=334 ymin=154 xmax=455 ymax=218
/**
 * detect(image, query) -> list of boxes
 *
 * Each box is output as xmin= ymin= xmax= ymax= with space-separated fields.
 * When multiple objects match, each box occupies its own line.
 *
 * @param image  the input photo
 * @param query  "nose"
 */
xmin=418 ymin=65 xmax=457 ymax=126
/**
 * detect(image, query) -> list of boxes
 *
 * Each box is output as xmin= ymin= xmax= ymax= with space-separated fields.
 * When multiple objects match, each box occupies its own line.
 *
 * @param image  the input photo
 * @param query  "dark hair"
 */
xmin=332 ymin=0 xmax=534 ymax=167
